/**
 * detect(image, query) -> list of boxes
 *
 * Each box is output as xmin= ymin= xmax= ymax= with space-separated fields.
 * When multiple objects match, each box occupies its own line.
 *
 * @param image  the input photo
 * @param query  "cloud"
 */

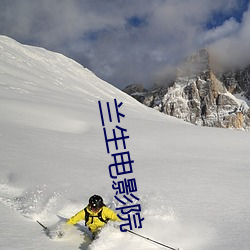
xmin=209 ymin=4 xmax=250 ymax=69
xmin=0 ymin=0 xmax=249 ymax=89
xmin=200 ymin=18 xmax=240 ymax=45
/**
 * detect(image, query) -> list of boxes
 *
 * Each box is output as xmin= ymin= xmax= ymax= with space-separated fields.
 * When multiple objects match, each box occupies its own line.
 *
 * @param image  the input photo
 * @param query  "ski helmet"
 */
xmin=89 ymin=195 xmax=104 ymax=211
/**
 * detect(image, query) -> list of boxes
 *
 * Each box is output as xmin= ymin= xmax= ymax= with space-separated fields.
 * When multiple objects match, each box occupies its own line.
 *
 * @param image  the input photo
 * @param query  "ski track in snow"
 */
xmin=0 ymin=179 xmax=213 ymax=250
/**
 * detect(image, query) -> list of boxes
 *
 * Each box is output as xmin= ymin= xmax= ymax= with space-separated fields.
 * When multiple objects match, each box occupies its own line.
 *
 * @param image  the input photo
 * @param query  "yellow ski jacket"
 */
xmin=67 ymin=206 xmax=120 ymax=233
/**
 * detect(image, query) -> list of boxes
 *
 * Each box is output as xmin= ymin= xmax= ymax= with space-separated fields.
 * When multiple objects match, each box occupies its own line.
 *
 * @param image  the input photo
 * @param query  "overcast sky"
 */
xmin=0 ymin=0 xmax=249 ymax=89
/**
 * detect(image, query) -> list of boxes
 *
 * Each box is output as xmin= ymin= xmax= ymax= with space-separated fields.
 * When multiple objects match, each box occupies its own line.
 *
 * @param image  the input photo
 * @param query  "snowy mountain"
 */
xmin=124 ymin=49 xmax=250 ymax=130
xmin=0 ymin=36 xmax=250 ymax=250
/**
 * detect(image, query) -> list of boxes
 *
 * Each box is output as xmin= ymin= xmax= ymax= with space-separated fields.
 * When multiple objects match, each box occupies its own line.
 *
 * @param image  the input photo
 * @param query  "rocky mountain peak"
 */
xmin=123 ymin=49 xmax=250 ymax=130
xmin=177 ymin=48 xmax=210 ymax=78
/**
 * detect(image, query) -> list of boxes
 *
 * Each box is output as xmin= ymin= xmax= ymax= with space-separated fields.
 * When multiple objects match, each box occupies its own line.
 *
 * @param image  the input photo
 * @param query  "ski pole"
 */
xmin=37 ymin=220 xmax=48 ymax=230
xmin=126 ymin=229 xmax=180 ymax=250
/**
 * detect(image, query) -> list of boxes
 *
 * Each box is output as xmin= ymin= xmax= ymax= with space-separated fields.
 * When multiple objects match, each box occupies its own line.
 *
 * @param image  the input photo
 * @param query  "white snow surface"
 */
xmin=0 ymin=35 xmax=250 ymax=250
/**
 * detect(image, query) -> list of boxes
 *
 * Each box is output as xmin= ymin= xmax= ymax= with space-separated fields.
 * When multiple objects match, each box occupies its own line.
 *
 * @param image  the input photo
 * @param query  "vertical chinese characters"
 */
xmin=98 ymin=99 xmax=144 ymax=232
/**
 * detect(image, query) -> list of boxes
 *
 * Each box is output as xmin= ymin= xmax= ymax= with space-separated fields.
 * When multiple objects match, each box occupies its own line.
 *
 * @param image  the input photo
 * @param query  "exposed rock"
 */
xmin=123 ymin=84 xmax=147 ymax=103
xmin=123 ymin=49 xmax=250 ymax=130
xmin=217 ymin=66 xmax=250 ymax=99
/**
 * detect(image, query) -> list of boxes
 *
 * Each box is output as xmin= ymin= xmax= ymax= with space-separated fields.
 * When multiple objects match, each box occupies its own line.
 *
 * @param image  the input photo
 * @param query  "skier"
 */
xmin=66 ymin=194 xmax=120 ymax=239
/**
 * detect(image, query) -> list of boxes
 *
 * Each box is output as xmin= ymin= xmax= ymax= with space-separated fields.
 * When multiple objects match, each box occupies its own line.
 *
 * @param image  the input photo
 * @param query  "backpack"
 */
xmin=84 ymin=206 xmax=109 ymax=226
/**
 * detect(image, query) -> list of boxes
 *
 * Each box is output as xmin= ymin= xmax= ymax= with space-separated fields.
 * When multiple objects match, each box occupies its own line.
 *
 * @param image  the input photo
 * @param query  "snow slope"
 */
xmin=0 ymin=36 xmax=250 ymax=250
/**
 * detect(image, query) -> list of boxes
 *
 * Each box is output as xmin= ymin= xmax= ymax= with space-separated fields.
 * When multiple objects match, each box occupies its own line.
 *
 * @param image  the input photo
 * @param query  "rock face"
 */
xmin=123 ymin=84 xmax=147 ymax=103
xmin=123 ymin=49 xmax=250 ymax=130
xmin=217 ymin=66 xmax=250 ymax=100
